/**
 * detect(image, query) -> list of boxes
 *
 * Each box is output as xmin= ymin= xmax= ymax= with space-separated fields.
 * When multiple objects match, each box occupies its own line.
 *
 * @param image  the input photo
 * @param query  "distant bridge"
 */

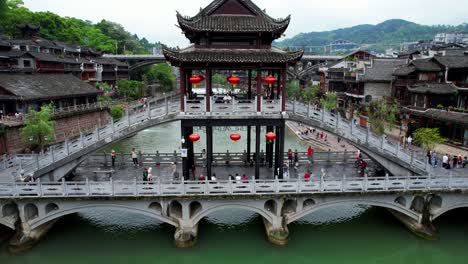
xmin=103 ymin=54 xmax=342 ymax=79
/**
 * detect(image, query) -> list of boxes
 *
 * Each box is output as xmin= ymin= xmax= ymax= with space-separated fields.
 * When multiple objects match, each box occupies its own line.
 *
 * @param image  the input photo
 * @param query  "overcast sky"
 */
xmin=23 ymin=0 xmax=468 ymax=47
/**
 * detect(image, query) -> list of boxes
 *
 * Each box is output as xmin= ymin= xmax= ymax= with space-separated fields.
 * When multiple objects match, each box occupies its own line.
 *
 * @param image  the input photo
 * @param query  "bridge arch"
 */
xmin=129 ymin=61 xmax=165 ymax=72
xmin=431 ymin=203 xmax=468 ymax=221
xmin=0 ymin=218 xmax=15 ymax=230
xmin=287 ymin=199 xmax=420 ymax=224
xmin=191 ymin=203 xmax=275 ymax=226
xmin=29 ymin=204 xmax=178 ymax=230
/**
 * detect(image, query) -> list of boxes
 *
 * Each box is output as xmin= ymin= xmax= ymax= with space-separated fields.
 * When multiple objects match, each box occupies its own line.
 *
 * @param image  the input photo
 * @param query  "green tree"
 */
xmin=366 ymin=99 xmax=400 ymax=135
xmin=20 ymin=104 xmax=55 ymax=149
xmin=110 ymin=105 xmax=124 ymax=121
xmin=0 ymin=2 xmax=164 ymax=54
xmin=145 ymin=63 xmax=175 ymax=92
xmin=413 ymin=128 xmax=447 ymax=151
xmin=116 ymin=80 xmax=143 ymax=100
xmin=212 ymin=73 xmax=228 ymax=87
xmin=302 ymin=85 xmax=321 ymax=103
xmin=286 ymin=80 xmax=301 ymax=99
xmin=320 ymin=92 xmax=338 ymax=111
xmin=96 ymin=82 xmax=112 ymax=92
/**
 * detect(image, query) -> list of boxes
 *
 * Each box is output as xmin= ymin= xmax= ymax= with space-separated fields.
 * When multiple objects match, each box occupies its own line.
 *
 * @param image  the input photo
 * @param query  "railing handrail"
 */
xmin=1 ymin=175 xmax=466 ymax=198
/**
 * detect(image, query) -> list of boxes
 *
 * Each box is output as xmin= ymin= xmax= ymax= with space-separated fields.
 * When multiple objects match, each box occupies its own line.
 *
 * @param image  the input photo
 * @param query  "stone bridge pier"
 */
xmin=174 ymin=198 xmax=287 ymax=247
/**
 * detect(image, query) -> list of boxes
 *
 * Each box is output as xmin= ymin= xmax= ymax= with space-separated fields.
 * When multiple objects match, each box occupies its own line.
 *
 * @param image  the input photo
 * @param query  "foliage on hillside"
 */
xmin=0 ymin=0 xmax=165 ymax=53
xmin=277 ymin=19 xmax=468 ymax=50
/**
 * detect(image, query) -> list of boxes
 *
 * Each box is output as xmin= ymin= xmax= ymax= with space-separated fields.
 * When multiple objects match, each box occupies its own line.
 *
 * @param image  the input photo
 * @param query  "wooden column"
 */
xmin=247 ymin=126 xmax=251 ymax=163
xmin=255 ymin=125 xmax=261 ymax=180
xmin=181 ymin=124 xmax=189 ymax=180
xmin=274 ymin=126 xmax=280 ymax=176
xmin=281 ymin=67 xmax=287 ymax=112
xmin=256 ymin=69 xmax=262 ymax=112
xmin=278 ymin=121 xmax=285 ymax=179
xmin=179 ymin=68 xmax=185 ymax=112
xmin=206 ymin=69 xmax=212 ymax=112
xmin=276 ymin=70 xmax=281 ymax=100
xmin=268 ymin=127 xmax=274 ymax=169
xmin=248 ymin=70 xmax=252 ymax=99
xmin=207 ymin=126 xmax=213 ymax=180
xmin=187 ymin=126 xmax=194 ymax=179
xmin=187 ymin=70 xmax=193 ymax=98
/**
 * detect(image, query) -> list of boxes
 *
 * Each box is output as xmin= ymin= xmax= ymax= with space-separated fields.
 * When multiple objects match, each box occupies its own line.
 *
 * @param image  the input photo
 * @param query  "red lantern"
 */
xmin=230 ymin=133 xmax=241 ymax=142
xmin=265 ymin=132 xmax=277 ymax=143
xmin=264 ymin=75 xmax=276 ymax=88
xmin=227 ymin=75 xmax=241 ymax=88
xmin=189 ymin=134 xmax=201 ymax=143
xmin=189 ymin=75 xmax=203 ymax=88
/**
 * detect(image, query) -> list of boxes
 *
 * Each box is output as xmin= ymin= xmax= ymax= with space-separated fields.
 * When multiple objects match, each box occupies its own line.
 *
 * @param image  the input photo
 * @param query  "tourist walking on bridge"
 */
xmin=307 ymin=146 xmax=314 ymax=163
xmin=131 ymin=148 xmax=139 ymax=168
xmin=442 ymin=154 xmax=449 ymax=169
xmin=431 ymin=151 xmax=438 ymax=168
xmin=143 ymin=168 xmax=148 ymax=182
xmin=288 ymin=149 xmax=293 ymax=166
xmin=111 ymin=150 xmax=116 ymax=168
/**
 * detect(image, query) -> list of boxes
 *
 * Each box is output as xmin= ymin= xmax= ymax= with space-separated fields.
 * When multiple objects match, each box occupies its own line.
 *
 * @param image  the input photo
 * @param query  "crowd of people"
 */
xmin=433 ymin=152 xmax=468 ymax=170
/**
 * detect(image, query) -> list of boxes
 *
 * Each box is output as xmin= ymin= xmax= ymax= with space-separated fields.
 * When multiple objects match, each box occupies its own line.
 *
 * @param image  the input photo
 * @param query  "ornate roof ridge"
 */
xmin=176 ymin=0 xmax=291 ymax=24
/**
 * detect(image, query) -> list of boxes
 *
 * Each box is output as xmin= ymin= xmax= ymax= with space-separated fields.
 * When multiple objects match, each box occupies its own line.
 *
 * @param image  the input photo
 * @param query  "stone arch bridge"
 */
xmin=1 ymin=176 xmax=468 ymax=248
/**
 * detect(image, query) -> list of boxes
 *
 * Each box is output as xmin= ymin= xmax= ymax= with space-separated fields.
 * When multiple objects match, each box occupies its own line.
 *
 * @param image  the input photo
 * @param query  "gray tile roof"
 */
xmin=93 ymin=57 xmax=128 ymax=67
xmin=177 ymin=13 xmax=290 ymax=33
xmin=405 ymin=107 xmax=468 ymax=125
xmin=28 ymin=51 xmax=81 ymax=64
xmin=0 ymin=74 xmax=101 ymax=101
xmin=164 ymin=46 xmax=303 ymax=64
xmin=361 ymin=59 xmax=407 ymax=82
xmin=434 ymin=56 xmax=468 ymax=69
xmin=177 ymin=0 xmax=290 ymax=34
xmin=411 ymin=59 xmax=442 ymax=72
xmin=393 ymin=65 xmax=416 ymax=76
xmin=0 ymin=50 xmax=28 ymax=59
xmin=408 ymin=82 xmax=457 ymax=94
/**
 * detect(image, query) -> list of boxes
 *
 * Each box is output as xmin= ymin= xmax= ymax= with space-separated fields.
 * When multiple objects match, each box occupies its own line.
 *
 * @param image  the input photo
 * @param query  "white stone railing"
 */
xmin=0 ymin=175 xmax=467 ymax=198
xmin=83 ymin=151 xmax=359 ymax=167
xmin=8 ymin=97 xmax=178 ymax=179
xmin=185 ymin=96 xmax=280 ymax=115
xmin=261 ymin=98 xmax=282 ymax=113
xmin=286 ymin=101 xmax=430 ymax=173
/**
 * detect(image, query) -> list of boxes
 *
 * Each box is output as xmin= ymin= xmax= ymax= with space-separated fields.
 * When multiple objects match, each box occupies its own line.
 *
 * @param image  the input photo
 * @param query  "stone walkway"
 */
xmin=286 ymin=121 xmax=358 ymax=152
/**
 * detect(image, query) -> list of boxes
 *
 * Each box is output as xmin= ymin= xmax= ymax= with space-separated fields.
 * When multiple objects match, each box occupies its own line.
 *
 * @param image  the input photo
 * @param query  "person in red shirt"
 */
xmin=241 ymin=174 xmax=248 ymax=183
xmin=307 ymin=146 xmax=313 ymax=158
xmin=304 ymin=170 xmax=311 ymax=180
xmin=360 ymin=160 xmax=367 ymax=176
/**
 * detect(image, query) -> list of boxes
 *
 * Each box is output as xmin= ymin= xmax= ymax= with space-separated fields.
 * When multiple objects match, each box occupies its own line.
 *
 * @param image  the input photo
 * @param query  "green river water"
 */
xmin=1 ymin=122 xmax=467 ymax=263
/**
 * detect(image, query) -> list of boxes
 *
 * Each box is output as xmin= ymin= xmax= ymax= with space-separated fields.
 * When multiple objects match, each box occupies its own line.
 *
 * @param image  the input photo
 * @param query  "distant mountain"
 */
xmin=276 ymin=19 xmax=468 ymax=49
